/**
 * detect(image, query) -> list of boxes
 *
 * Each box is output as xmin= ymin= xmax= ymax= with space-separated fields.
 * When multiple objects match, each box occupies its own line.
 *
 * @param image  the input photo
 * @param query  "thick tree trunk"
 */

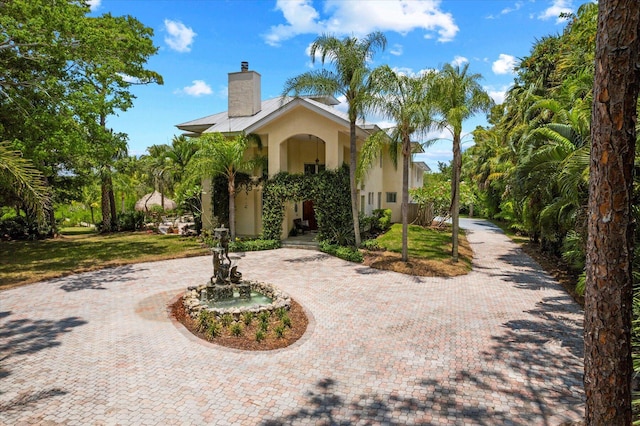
xmin=584 ymin=1 xmax=640 ymax=424
xmin=100 ymin=169 xmax=113 ymax=232
xmin=401 ymin=137 xmax=410 ymax=262
xmin=350 ymin=121 xmax=361 ymax=247
xmin=451 ymin=133 xmax=461 ymax=263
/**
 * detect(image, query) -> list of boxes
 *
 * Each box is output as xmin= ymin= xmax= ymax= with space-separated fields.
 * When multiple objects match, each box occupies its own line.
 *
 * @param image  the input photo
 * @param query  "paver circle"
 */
xmin=0 ymin=218 xmax=584 ymax=425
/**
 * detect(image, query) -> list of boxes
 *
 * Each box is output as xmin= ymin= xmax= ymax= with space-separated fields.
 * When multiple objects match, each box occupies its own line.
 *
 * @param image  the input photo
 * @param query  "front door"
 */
xmin=302 ymin=200 xmax=317 ymax=230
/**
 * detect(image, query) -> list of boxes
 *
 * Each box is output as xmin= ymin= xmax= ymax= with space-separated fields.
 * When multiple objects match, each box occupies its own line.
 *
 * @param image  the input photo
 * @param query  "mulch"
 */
xmin=170 ymin=297 xmax=309 ymax=351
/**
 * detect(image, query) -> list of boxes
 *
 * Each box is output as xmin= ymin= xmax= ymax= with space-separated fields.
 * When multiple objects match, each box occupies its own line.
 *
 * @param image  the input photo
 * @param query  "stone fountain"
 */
xmin=182 ymin=225 xmax=290 ymax=319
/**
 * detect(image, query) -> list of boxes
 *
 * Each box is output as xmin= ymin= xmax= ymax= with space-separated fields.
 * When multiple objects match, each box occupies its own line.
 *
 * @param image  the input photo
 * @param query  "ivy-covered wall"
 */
xmin=262 ymin=165 xmax=354 ymax=245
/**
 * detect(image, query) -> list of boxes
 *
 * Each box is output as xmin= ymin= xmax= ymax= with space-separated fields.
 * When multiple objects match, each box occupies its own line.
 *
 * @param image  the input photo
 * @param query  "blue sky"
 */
xmin=87 ymin=0 xmax=579 ymax=170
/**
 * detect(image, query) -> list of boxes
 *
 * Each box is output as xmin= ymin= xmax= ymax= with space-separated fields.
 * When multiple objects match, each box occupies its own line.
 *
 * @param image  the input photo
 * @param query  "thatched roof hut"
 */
xmin=135 ymin=191 xmax=177 ymax=212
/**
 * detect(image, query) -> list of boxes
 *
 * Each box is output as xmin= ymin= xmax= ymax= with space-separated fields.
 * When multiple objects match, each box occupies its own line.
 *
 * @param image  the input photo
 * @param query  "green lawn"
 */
xmin=375 ymin=223 xmax=467 ymax=260
xmin=364 ymin=223 xmax=473 ymax=276
xmin=0 ymin=231 xmax=209 ymax=289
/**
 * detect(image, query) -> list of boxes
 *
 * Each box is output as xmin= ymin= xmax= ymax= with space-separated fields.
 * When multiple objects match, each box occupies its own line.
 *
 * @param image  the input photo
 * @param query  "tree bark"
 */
xmin=451 ymin=133 xmax=461 ymax=263
xmin=101 ymin=168 xmax=113 ymax=232
xmin=350 ymin=121 xmax=362 ymax=247
xmin=584 ymin=1 xmax=640 ymax=423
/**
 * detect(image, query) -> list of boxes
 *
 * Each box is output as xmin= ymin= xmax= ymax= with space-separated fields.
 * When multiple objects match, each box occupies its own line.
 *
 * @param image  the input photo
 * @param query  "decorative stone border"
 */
xmin=182 ymin=281 xmax=291 ymax=319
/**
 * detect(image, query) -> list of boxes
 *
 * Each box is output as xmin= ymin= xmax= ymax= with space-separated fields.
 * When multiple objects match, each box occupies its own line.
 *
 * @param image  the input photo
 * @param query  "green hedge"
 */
xmin=319 ymin=241 xmax=364 ymax=263
xmin=229 ymin=239 xmax=281 ymax=252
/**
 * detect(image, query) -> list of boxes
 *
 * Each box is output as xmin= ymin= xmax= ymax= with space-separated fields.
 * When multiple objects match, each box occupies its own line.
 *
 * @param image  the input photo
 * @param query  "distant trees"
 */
xmin=0 ymin=0 xmax=162 ymax=233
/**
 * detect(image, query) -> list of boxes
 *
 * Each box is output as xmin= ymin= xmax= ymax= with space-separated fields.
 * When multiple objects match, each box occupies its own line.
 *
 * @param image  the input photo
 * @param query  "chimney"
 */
xmin=228 ymin=61 xmax=261 ymax=117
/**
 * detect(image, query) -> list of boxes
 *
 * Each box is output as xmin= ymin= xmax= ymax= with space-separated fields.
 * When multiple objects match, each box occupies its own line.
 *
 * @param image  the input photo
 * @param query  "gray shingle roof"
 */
xmin=175 ymin=96 xmax=373 ymax=137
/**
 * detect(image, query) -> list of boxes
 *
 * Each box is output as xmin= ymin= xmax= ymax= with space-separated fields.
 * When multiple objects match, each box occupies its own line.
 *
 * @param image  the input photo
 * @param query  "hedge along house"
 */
xmin=176 ymin=62 xmax=430 ymax=239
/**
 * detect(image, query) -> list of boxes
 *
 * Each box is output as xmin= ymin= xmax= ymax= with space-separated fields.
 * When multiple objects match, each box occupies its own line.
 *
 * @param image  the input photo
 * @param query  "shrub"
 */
xmin=230 ymin=323 xmax=243 ymax=337
xmin=116 ymin=211 xmax=146 ymax=232
xmin=196 ymin=310 xmax=210 ymax=332
xmin=274 ymin=325 xmax=286 ymax=338
xmin=258 ymin=311 xmax=270 ymax=323
xmin=0 ymin=216 xmax=50 ymax=240
xmin=319 ymin=241 xmax=364 ymax=263
xmin=221 ymin=313 xmax=234 ymax=327
xmin=275 ymin=307 xmax=287 ymax=320
xmin=229 ymin=238 xmax=281 ymax=252
xmin=372 ymin=209 xmax=392 ymax=233
xmin=360 ymin=239 xmax=382 ymax=251
xmin=281 ymin=315 xmax=292 ymax=329
xmin=255 ymin=330 xmax=266 ymax=342
xmin=207 ymin=321 xmax=222 ymax=338
xmin=241 ymin=311 xmax=254 ymax=325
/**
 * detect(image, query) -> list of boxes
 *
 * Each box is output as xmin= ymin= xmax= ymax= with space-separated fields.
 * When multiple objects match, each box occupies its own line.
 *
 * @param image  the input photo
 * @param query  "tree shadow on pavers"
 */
xmin=354 ymin=266 xmax=384 ymax=275
xmin=0 ymin=387 xmax=67 ymax=412
xmin=55 ymin=264 xmax=144 ymax=292
xmin=259 ymin=300 xmax=584 ymax=424
xmin=501 ymin=295 xmax=584 ymax=359
xmin=260 ymin=373 xmax=582 ymax=425
xmin=283 ymin=253 xmax=331 ymax=263
xmin=0 ymin=311 xmax=87 ymax=378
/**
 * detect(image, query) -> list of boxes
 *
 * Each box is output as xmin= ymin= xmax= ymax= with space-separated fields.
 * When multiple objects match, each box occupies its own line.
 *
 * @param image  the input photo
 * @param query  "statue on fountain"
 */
xmin=211 ymin=225 xmax=242 ymax=285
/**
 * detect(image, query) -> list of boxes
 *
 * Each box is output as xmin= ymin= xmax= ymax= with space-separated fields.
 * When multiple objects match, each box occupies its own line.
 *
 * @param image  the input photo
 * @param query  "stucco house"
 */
xmin=176 ymin=62 xmax=430 ymax=239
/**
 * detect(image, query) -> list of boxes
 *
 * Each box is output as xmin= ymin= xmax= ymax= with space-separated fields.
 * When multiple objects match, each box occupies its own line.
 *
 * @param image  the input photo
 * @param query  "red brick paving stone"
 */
xmin=0 ymin=218 xmax=584 ymax=425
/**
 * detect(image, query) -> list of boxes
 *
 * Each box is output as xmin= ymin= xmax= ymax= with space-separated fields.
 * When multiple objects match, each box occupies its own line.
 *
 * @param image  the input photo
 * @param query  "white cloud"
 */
xmin=264 ymin=0 xmax=458 ymax=46
xmin=388 ymin=66 xmax=436 ymax=78
xmin=87 ymin=0 xmax=101 ymax=11
xmin=539 ymin=0 xmax=573 ymax=23
xmin=501 ymin=1 xmax=523 ymax=15
xmin=175 ymin=80 xmax=213 ymax=97
xmin=492 ymin=54 xmax=517 ymax=75
xmin=390 ymin=44 xmax=403 ymax=56
xmin=452 ymin=55 xmax=468 ymax=67
xmin=485 ymin=85 xmax=511 ymax=104
xmin=164 ymin=19 xmax=196 ymax=52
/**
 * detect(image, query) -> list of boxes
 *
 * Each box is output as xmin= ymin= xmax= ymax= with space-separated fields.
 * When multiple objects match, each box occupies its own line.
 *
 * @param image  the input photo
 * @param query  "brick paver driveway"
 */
xmin=1 ymin=218 xmax=584 ymax=425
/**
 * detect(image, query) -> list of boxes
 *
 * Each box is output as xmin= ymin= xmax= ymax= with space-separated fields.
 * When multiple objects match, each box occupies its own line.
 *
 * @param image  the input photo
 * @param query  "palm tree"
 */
xmin=187 ymin=133 xmax=261 ymax=239
xmin=282 ymin=32 xmax=387 ymax=247
xmin=359 ymin=66 xmax=436 ymax=261
xmin=433 ymin=63 xmax=493 ymax=262
xmin=0 ymin=141 xmax=50 ymax=222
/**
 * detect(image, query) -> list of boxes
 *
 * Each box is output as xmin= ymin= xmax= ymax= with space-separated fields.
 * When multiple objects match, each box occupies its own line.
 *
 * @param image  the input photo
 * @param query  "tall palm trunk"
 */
xmin=350 ymin=121 xmax=361 ymax=247
xmin=584 ymin=0 xmax=639 ymax=422
xmin=401 ymin=136 xmax=410 ymax=262
xmin=451 ymin=133 xmax=461 ymax=262
xmin=228 ymin=176 xmax=236 ymax=240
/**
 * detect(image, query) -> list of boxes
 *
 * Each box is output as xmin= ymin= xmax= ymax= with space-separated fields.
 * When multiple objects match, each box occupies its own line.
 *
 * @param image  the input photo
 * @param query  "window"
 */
xmin=386 ymin=192 xmax=397 ymax=203
xmin=304 ymin=163 xmax=325 ymax=175
xmin=368 ymin=192 xmax=374 ymax=205
xmin=360 ymin=195 xmax=366 ymax=214
xmin=377 ymin=192 xmax=381 ymax=209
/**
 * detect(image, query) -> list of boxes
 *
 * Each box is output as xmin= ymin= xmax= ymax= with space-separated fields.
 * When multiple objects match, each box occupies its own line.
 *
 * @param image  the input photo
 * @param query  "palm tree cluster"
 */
xmin=284 ymin=33 xmax=492 ymax=261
